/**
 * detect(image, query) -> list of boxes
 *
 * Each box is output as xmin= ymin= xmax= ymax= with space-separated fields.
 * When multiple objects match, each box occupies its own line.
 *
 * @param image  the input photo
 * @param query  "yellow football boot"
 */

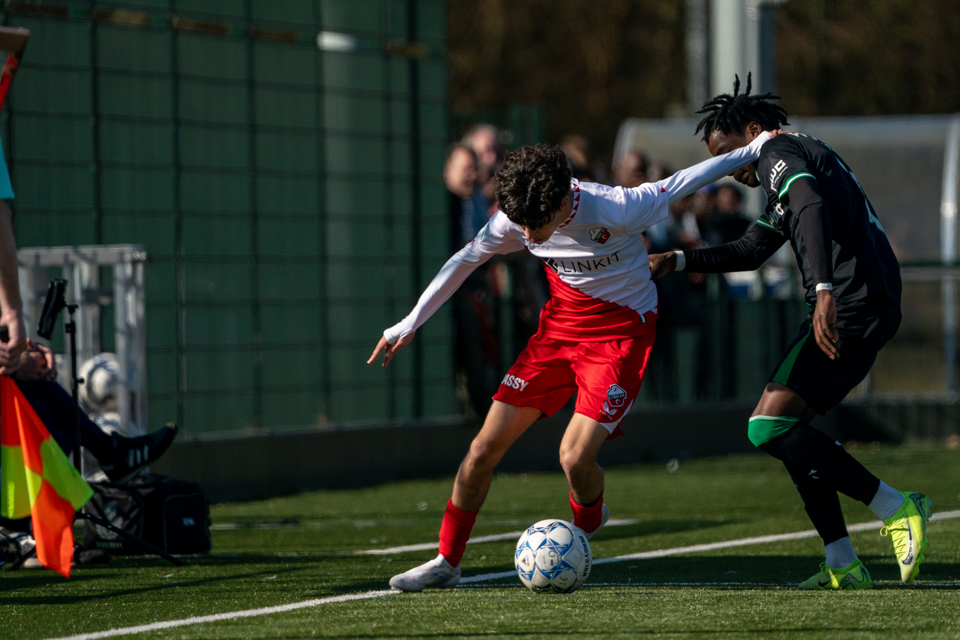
xmin=881 ymin=491 xmax=933 ymax=583
xmin=798 ymin=560 xmax=872 ymax=590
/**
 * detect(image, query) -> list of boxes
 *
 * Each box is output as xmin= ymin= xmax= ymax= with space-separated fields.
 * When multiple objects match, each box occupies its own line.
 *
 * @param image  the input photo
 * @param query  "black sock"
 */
xmin=758 ymin=423 xmax=881 ymax=505
xmin=780 ymin=460 xmax=848 ymax=544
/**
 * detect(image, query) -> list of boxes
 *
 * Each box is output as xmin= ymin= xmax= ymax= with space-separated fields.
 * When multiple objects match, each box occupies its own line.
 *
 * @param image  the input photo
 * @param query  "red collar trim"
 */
xmin=557 ymin=180 xmax=581 ymax=229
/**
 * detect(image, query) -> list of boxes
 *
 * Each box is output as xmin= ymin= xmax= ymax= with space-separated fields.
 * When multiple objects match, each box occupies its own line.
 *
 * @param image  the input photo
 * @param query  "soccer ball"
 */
xmin=79 ymin=353 xmax=120 ymax=412
xmin=514 ymin=519 xmax=592 ymax=593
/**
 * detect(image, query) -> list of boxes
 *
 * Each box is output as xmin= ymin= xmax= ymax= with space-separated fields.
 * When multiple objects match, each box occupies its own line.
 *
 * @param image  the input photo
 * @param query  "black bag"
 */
xmin=84 ymin=473 xmax=211 ymax=555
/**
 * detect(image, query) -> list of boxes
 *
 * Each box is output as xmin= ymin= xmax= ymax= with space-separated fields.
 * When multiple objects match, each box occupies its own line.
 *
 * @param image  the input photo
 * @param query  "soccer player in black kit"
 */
xmin=649 ymin=76 xmax=932 ymax=590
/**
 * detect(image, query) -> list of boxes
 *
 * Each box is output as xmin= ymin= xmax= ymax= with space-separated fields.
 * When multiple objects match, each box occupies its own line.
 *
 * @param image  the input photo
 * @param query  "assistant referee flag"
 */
xmin=0 ymin=375 xmax=92 ymax=577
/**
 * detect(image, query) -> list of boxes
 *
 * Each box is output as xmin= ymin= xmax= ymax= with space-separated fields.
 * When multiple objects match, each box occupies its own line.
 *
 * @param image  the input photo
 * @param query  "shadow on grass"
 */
xmin=436 ymin=555 xmax=960 ymax=591
xmin=587 ymin=518 xmax=743 ymax=543
xmin=2 ymin=562 xmax=313 ymax=604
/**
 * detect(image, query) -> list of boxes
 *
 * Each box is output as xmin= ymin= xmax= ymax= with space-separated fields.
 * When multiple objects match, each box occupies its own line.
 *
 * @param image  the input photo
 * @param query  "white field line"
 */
xmin=357 ymin=518 xmax=640 ymax=555
xmin=45 ymin=590 xmax=395 ymax=640
xmin=43 ymin=509 xmax=960 ymax=640
xmin=460 ymin=509 xmax=960 ymax=583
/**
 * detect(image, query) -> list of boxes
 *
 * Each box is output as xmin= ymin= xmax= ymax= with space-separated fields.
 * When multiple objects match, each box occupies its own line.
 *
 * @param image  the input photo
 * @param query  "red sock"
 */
xmin=438 ymin=500 xmax=478 ymax=567
xmin=570 ymin=491 xmax=604 ymax=534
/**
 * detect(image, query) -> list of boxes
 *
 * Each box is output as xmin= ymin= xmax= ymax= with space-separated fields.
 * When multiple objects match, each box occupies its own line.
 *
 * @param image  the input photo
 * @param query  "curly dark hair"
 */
xmin=496 ymin=145 xmax=571 ymax=229
xmin=695 ymin=73 xmax=789 ymax=142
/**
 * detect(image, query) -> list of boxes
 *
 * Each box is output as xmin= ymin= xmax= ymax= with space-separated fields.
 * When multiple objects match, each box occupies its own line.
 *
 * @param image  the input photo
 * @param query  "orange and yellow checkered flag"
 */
xmin=1 ymin=375 xmax=92 ymax=577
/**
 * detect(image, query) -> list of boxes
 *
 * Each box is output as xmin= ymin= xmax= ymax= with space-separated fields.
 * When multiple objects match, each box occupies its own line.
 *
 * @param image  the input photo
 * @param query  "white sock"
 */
xmin=824 ymin=537 xmax=858 ymax=569
xmin=869 ymin=481 xmax=904 ymax=521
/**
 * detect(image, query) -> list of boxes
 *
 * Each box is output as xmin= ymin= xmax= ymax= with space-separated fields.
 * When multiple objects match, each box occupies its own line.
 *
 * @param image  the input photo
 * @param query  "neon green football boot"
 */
xmin=798 ymin=560 xmax=872 ymax=590
xmin=881 ymin=491 xmax=933 ymax=583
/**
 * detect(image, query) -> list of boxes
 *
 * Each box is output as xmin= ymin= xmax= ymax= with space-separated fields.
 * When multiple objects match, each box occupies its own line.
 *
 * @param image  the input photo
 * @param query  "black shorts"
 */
xmin=769 ymin=300 xmax=901 ymax=414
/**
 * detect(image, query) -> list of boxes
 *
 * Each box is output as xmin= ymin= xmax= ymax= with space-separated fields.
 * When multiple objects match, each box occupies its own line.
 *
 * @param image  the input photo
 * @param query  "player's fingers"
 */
xmin=366 ymin=341 xmax=385 ymax=365
xmin=381 ymin=344 xmax=394 ymax=367
xmin=815 ymin=318 xmax=838 ymax=360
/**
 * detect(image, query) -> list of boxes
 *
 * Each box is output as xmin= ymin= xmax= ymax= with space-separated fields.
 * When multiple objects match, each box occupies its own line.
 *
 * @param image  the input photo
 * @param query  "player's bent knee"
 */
xmin=747 ymin=415 xmax=801 ymax=448
xmin=464 ymin=437 xmax=503 ymax=472
xmin=558 ymin=447 xmax=596 ymax=478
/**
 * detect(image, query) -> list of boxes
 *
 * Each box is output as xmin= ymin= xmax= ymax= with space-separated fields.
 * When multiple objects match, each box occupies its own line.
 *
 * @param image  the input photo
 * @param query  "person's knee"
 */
xmin=747 ymin=415 xmax=800 ymax=448
xmin=463 ymin=437 xmax=502 ymax=474
xmin=559 ymin=443 xmax=593 ymax=478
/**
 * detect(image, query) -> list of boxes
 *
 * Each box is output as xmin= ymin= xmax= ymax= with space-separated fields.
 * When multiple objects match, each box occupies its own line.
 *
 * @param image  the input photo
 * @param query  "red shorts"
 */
xmin=492 ymin=331 xmax=655 ymax=438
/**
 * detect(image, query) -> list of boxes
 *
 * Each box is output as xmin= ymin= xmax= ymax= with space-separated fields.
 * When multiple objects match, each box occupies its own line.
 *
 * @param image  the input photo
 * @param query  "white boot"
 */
xmin=389 ymin=554 xmax=461 ymax=592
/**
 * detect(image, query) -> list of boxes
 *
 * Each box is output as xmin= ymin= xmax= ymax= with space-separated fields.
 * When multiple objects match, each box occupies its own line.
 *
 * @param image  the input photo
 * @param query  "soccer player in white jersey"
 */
xmin=369 ymin=134 xmax=772 ymax=592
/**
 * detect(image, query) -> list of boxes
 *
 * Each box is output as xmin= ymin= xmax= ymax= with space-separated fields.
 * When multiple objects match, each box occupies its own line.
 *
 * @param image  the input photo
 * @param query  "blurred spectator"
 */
xmin=444 ymin=143 xmax=499 ymax=417
xmin=613 ymin=150 xmax=649 ymax=188
xmin=645 ymin=162 xmax=672 ymax=183
xmin=462 ymin=124 xmax=503 ymax=212
xmin=559 ymin=134 xmax=610 ymax=184
xmin=445 ymin=144 xmax=489 ymax=248
xmin=714 ymin=183 xmax=752 ymax=243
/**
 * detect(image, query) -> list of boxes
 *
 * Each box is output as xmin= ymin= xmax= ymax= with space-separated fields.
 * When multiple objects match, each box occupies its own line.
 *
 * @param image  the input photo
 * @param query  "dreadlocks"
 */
xmin=695 ymin=73 xmax=789 ymax=142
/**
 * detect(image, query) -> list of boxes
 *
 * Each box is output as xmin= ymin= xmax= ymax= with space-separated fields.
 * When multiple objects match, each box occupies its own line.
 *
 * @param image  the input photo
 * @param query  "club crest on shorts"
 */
xmin=589 ymin=227 xmax=610 ymax=244
xmin=606 ymin=384 xmax=626 ymax=407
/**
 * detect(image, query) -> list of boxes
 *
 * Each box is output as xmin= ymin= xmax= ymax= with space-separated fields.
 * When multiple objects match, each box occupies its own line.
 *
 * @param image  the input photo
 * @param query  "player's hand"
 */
xmin=367 ymin=331 xmax=415 ymax=368
xmin=769 ymin=129 xmax=788 ymax=139
xmin=0 ymin=309 xmax=27 ymax=376
xmin=648 ymin=252 xmax=677 ymax=280
xmin=813 ymin=289 xmax=839 ymax=360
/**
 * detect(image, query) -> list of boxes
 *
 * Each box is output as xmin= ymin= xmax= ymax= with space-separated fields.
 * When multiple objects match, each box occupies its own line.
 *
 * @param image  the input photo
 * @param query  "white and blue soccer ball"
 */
xmin=79 ymin=353 xmax=120 ymax=412
xmin=515 ymin=519 xmax=592 ymax=593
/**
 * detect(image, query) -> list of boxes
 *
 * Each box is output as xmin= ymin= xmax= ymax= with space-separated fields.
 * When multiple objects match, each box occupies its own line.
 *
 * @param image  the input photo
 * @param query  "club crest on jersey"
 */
xmin=606 ymin=384 xmax=626 ymax=408
xmin=769 ymin=159 xmax=788 ymax=189
xmin=589 ymin=227 xmax=611 ymax=244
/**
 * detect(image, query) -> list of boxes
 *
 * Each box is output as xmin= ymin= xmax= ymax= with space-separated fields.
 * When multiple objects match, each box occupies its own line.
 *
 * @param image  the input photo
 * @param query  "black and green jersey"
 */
xmin=683 ymin=133 xmax=902 ymax=307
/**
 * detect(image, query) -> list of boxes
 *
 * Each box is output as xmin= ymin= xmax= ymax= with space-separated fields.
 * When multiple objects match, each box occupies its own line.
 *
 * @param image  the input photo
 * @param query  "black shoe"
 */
xmin=0 ymin=527 xmax=39 ymax=570
xmin=73 ymin=545 xmax=111 ymax=565
xmin=101 ymin=422 xmax=178 ymax=484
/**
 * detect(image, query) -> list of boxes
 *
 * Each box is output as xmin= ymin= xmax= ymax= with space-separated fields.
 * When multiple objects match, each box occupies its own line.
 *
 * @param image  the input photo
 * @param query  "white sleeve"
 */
xmin=656 ymin=131 xmax=772 ymax=205
xmin=621 ymin=182 xmax=671 ymax=231
xmin=383 ymin=213 xmax=524 ymax=344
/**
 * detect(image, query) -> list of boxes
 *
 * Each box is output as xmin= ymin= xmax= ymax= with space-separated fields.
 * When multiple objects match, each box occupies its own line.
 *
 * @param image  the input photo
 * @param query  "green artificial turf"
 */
xmin=3 ymin=445 xmax=960 ymax=639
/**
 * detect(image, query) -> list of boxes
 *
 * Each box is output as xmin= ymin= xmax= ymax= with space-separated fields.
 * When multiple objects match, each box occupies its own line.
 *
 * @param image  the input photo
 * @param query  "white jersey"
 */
xmin=384 ymin=132 xmax=771 ymax=344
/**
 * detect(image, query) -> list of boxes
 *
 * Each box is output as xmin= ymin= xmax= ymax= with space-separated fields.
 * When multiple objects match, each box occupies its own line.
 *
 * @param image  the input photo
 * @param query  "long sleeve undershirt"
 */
xmin=383 ymin=244 xmax=491 ymax=344
xmin=383 ymin=133 xmax=772 ymax=345
xmin=681 ymin=222 xmax=786 ymax=273
xmin=681 ymin=175 xmax=834 ymax=291
xmin=658 ymin=131 xmax=771 ymax=206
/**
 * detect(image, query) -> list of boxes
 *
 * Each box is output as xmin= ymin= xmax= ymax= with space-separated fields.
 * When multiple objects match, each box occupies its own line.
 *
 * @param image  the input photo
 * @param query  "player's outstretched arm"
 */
xmin=368 ymin=213 xmax=523 ymax=368
xmin=656 ymin=131 xmax=772 ymax=205
xmin=651 ymin=223 xmax=786 ymax=279
xmin=368 ymin=331 xmax=415 ymax=368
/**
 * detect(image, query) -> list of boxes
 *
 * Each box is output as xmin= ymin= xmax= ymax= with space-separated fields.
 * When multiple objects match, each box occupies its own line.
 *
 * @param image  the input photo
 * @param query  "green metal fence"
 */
xmin=2 ymin=0 xmax=453 ymax=436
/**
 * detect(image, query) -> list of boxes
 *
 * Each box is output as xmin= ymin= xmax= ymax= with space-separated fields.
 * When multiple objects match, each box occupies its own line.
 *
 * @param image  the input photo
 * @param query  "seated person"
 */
xmin=0 ymin=341 xmax=177 ymax=567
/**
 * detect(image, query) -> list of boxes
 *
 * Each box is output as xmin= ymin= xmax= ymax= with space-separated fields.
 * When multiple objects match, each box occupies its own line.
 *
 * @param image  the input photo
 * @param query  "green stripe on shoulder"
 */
xmin=778 ymin=172 xmax=816 ymax=199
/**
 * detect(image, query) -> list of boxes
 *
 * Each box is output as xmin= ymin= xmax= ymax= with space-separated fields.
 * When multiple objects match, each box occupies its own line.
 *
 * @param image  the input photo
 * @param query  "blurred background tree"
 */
xmin=448 ymin=0 xmax=960 ymax=167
